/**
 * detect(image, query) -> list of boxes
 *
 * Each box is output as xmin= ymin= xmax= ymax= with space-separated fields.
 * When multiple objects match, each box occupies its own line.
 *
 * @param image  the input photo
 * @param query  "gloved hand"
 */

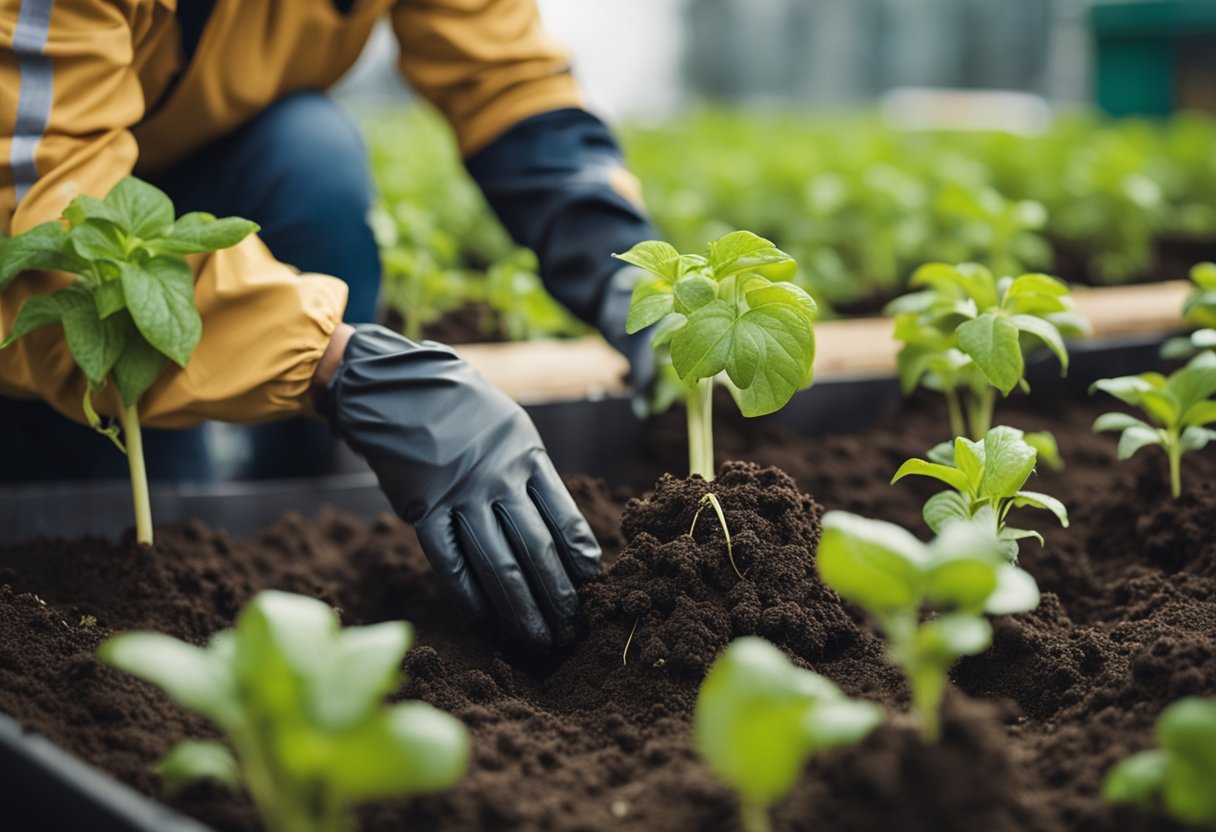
xmin=317 ymin=324 xmax=602 ymax=651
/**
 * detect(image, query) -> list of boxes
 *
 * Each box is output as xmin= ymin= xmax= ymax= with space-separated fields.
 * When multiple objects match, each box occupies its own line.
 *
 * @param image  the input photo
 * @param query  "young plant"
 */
xmin=892 ymin=425 xmax=1069 ymax=562
xmin=886 ymin=262 xmax=1087 ymax=439
xmin=99 ymin=590 xmax=468 ymax=832
xmin=0 ymin=177 xmax=256 ymax=544
xmin=816 ymin=511 xmax=1040 ymax=742
xmin=695 ymin=636 xmax=883 ymax=832
xmin=614 ymin=231 xmax=817 ymax=480
xmin=1104 ymin=697 xmax=1216 ymax=827
xmin=1091 ymin=351 xmax=1216 ymax=498
xmin=1161 ymin=262 xmax=1216 ymax=361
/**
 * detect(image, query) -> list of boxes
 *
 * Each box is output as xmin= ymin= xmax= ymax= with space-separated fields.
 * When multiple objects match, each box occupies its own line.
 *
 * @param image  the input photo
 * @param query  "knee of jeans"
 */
xmin=250 ymin=92 xmax=375 ymax=216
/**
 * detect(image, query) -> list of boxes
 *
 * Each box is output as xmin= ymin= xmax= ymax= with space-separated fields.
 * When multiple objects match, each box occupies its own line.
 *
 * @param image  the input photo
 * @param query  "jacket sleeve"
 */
xmin=0 ymin=0 xmax=348 ymax=429
xmin=390 ymin=0 xmax=584 ymax=157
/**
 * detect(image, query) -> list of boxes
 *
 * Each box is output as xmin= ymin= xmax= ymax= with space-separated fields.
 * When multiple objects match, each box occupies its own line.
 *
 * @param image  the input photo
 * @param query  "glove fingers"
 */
xmin=528 ymin=455 xmax=603 ymax=586
xmin=415 ymin=515 xmax=491 ymax=625
xmin=454 ymin=505 xmax=553 ymax=652
xmin=494 ymin=500 xmax=580 ymax=648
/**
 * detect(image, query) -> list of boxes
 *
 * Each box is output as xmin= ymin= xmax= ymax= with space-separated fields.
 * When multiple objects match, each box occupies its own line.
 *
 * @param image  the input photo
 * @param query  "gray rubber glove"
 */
xmin=317 ymin=324 xmax=601 ymax=651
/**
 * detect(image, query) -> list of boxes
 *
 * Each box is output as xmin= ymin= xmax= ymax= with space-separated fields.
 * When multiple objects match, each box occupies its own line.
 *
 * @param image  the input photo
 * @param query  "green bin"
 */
xmin=1091 ymin=0 xmax=1216 ymax=116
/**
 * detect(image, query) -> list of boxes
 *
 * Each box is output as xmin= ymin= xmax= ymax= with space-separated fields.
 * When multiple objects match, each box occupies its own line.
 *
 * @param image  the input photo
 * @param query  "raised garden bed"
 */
xmin=2 ymin=329 xmax=1210 ymax=831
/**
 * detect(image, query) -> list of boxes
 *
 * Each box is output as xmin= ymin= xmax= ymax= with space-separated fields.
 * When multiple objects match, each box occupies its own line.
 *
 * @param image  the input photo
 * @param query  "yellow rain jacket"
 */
xmin=0 ymin=0 xmax=583 ymax=427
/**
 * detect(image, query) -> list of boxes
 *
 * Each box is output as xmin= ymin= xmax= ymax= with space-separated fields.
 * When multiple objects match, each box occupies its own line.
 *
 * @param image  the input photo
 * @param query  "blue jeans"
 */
xmin=0 ymin=92 xmax=381 ymax=482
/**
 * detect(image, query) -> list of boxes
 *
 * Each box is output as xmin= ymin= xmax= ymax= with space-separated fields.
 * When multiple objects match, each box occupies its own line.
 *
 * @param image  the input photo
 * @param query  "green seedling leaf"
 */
xmin=1117 ymin=425 xmax=1164 ymax=460
xmin=113 ymin=324 xmax=169 ymax=406
xmin=325 ymin=702 xmax=470 ymax=801
xmin=695 ymin=637 xmax=881 ymax=817
xmin=1013 ymin=491 xmax=1069 ymax=528
xmin=894 ymin=426 xmax=1065 ymax=561
xmin=673 ymin=273 xmax=718 ymax=313
xmin=158 ymin=740 xmax=238 ymax=798
xmin=68 ymin=218 xmax=129 ymax=263
xmin=119 ymin=257 xmax=201 ymax=368
xmin=707 ymin=230 xmax=793 ymax=278
xmin=1024 ymin=430 xmax=1064 ymax=471
xmin=818 ymin=510 xmax=1037 ymax=742
xmin=1180 ymin=426 xmax=1216 ymax=452
xmin=817 ymin=512 xmax=926 ymax=611
xmin=957 ymin=313 xmax=1023 ymax=395
xmin=1105 ymin=697 xmax=1216 ymax=826
xmin=105 ymin=176 xmax=175 ymax=239
xmin=1093 ymin=412 xmax=1151 ymax=433
xmin=100 ymin=590 xmax=468 ymax=832
xmin=980 ymin=426 xmax=1038 ymax=499
xmin=151 ymin=212 xmax=260 ymax=255
xmin=612 ymin=240 xmax=683 ymax=283
xmin=923 ymin=491 xmax=970 ymax=534
xmin=625 ymin=281 xmax=675 ymax=333
xmin=0 ymin=222 xmax=84 ymax=291
xmin=99 ymin=632 xmax=239 ymax=728
xmin=890 ymin=459 xmax=971 ymax=493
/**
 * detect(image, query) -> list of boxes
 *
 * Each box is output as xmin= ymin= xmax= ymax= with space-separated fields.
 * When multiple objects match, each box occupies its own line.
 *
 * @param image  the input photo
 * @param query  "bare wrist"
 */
xmin=312 ymin=323 xmax=356 ymax=403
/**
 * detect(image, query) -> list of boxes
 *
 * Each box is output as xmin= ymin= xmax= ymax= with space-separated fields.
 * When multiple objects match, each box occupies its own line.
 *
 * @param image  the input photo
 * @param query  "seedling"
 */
xmin=1161 ymin=262 xmax=1216 ymax=361
xmin=614 ymin=231 xmax=817 ymax=480
xmin=816 ymin=511 xmax=1040 ymax=742
xmin=1183 ymin=262 xmax=1216 ymax=329
xmin=0 ymin=177 xmax=256 ymax=544
xmin=1104 ymin=697 xmax=1216 ymax=827
xmin=695 ymin=636 xmax=883 ymax=832
xmin=99 ymin=590 xmax=468 ymax=832
xmin=1091 ymin=351 xmax=1216 ymax=498
xmin=892 ymin=425 xmax=1069 ymax=562
xmin=886 ymin=262 xmax=1087 ymax=439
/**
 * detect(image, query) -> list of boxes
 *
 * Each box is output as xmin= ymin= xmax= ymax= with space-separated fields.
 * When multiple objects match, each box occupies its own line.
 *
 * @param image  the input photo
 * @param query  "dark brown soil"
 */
xmin=380 ymin=300 xmax=507 ymax=345
xmin=3 ymin=394 xmax=1214 ymax=832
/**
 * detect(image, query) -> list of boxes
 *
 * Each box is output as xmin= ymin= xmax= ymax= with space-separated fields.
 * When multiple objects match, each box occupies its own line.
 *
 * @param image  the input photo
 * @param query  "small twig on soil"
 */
xmin=689 ymin=492 xmax=743 ymax=579
xmin=622 ymin=616 xmax=640 ymax=666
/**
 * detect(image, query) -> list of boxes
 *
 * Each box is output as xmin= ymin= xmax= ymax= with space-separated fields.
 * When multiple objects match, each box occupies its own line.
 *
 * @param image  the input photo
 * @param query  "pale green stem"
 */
xmin=945 ymin=388 xmax=965 ymax=439
xmin=1168 ymin=435 xmax=1183 ymax=499
xmin=966 ymin=387 xmax=997 ymax=439
xmin=687 ymin=378 xmax=715 ymax=480
xmin=740 ymin=800 xmax=772 ymax=832
xmin=911 ymin=670 xmax=945 ymax=744
xmin=118 ymin=403 xmax=153 ymax=546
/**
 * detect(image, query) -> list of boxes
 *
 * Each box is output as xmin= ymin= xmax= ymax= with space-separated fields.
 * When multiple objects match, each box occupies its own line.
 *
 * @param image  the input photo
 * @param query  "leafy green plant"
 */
xmin=99 ymin=590 xmax=468 ymax=832
xmin=483 ymin=248 xmax=586 ymax=342
xmin=892 ymin=425 xmax=1069 ymax=562
xmin=370 ymin=203 xmax=472 ymax=341
xmin=695 ymin=636 xmax=883 ymax=832
xmin=1104 ymin=697 xmax=1216 ymax=827
xmin=816 ymin=511 xmax=1040 ymax=742
xmin=1091 ymin=351 xmax=1216 ymax=498
xmin=1182 ymin=262 xmax=1216 ymax=328
xmin=886 ymin=262 xmax=1087 ymax=439
xmin=614 ymin=231 xmax=817 ymax=480
xmin=0 ymin=177 xmax=256 ymax=544
xmin=1162 ymin=262 xmax=1216 ymax=361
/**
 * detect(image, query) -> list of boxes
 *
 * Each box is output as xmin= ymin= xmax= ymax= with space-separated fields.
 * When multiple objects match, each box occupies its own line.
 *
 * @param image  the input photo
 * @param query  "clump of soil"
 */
xmin=3 ymin=398 xmax=1216 ymax=831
